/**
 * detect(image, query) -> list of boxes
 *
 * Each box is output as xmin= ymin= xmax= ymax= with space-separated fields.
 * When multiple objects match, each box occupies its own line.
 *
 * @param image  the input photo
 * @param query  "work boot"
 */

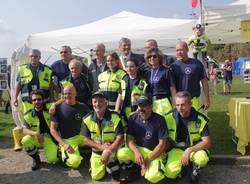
xmin=31 ymin=153 xmax=41 ymax=171
xmin=12 ymin=127 xmax=22 ymax=151
xmin=190 ymin=163 xmax=199 ymax=184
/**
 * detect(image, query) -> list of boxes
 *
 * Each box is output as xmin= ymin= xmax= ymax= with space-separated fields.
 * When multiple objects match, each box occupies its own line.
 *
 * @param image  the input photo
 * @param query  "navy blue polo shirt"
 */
xmin=51 ymin=59 xmax=70 ymax=82
xmin=171 ymin=58 xmax=207 ymax=97
xmin=127 ymin=112 xmax=167 ymax=151
xmin=144 ymin=65 xmax=175 ymax=97
xmin=82 ymin=110 xmax=124 ymax=138
xmin=50 ymin=102 xmax=90 ymax=139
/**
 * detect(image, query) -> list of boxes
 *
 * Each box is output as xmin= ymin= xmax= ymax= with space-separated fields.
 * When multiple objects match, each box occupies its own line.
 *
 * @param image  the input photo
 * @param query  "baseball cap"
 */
xmin=135 ymin=95 xmax=152 ymax=106
xmin=92 ymin=90 xmax=106 ymax=99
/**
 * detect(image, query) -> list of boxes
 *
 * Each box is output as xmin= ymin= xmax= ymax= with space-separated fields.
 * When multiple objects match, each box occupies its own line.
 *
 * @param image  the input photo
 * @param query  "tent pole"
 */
xmin=200 ymin=0 xmax=203 ymax=25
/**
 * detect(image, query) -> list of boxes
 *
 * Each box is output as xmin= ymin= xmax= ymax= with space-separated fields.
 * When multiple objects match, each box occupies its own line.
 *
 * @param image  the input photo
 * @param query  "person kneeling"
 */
xmin=21 ymin=90 xmax=59 ymax=171
xmin=164 ymin=91 xmax=211 ymax=183
xmin=82 ymin=91 xmax=124 ymax=184
xmin=117 ymin=95 xmax=167 ymax=183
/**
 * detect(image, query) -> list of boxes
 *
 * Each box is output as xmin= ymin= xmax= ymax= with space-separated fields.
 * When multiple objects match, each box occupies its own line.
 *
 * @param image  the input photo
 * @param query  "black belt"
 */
xmin=154 ymin=94 xmax=169 ymax=100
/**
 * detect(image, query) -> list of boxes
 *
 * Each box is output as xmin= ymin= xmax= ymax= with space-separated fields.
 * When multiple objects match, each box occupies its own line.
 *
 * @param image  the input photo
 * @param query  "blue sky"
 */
xmin=0 ymin=0 xmax=233 ymax=58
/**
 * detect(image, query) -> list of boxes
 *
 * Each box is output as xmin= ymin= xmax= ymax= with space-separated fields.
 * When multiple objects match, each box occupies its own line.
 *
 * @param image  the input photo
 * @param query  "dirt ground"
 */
xmin=1 ymin=146 xmax=250 ymax=184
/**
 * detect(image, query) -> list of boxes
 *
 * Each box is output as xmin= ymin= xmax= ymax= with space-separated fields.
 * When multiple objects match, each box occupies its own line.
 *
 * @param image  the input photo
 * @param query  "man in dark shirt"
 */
xmin=51 ymin=46 xmax=89 ymax=94
xmin=82 ymin=91 xmax=124 ymax=183
xmin=117 ymin=95 xmax=167 ymax=183
xmin=164 ymin=91 xmax=211 ymax=183
xmin=50 ymin=85 xmax=90 ymax=168
xmin=21 ymin=90 xmax=58 ymax=170
xmin=88 ymin=43 xmax=108 ymax=93
xmin=171 ymin=41 xmax=209 ymax=111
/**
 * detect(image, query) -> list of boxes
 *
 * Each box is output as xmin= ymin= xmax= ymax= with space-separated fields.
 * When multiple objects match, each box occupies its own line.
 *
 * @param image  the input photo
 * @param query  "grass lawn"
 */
xmin=208 ymin=76 xmax=250 ymax=155
xmin=0 ymin=76 xmax=250 ymax=154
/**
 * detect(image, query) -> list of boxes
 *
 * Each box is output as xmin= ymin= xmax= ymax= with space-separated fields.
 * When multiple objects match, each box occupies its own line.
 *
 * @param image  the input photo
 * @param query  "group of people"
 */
xmin=12 ymin=36 xmax=211 ymax=184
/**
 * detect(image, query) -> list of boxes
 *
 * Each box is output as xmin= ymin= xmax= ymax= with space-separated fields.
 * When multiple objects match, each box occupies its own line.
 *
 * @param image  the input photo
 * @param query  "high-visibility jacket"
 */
xmin=98 ymin=69 xmax=127 ymax=109
xmin=23 ymin=103 xmax=51 ymax=132
xmin=120 ymin=76 xmax=148 ymax=116
xmin=188 ymin=34 xmax=209 ymax=53
xmin=165 ymin=108 xmax=209 ymax=147
xmin=83 ymin=110 xmax=121 ymax=153
xmin=18 ymin=63 xmax=52 ymax=101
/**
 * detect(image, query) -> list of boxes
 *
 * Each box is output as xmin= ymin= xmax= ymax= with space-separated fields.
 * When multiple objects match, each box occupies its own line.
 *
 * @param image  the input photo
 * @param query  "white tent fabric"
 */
xmin=204 ymin=0 xmax=250 ymax=44
xmin=26 ymin=11 xmax=196 ymax=52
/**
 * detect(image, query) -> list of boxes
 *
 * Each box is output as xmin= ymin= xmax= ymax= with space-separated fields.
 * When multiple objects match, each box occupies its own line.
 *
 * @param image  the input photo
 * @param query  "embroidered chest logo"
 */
xmin=184 ymin=67 xmax=192 ymax=75
xmin=145 ymin=131 xmax=152 ymax=140
xmin=108 ymin=121 xmax=114 ymax=128
xmin=75 ymin=113 xmax=82 ymax=120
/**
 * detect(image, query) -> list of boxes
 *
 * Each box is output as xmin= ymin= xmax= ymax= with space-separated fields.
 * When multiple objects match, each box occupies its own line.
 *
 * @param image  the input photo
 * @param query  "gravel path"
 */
xmin=0 ymin=148 xmax=250 ymax=184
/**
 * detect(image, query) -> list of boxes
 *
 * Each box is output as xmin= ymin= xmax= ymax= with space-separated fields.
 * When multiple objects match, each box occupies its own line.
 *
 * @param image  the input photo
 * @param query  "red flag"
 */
xmin=192 ymin=0 xmax=198 ymax=8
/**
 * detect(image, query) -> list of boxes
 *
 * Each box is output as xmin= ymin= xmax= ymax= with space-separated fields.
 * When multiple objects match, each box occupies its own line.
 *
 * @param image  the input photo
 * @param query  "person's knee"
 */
xmin=66 ymin=154 xmax=82 ymax=168
xmin=191 ymin=150 xmax=209 ymax=166
xmin=117 ymin=147 xmax=133 ymax=161
xmin=165 ymin=161 xmax=182 ymax=179
xmin=21 ymin=135 xmax=33 ymax=147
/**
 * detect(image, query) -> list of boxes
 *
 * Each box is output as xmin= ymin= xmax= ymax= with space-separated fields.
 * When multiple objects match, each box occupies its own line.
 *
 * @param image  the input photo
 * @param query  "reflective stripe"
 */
xmin=106 ymin=165 xmax=120 ymax=173
xmin=21 ymin=92 xmax=29 ymax=98
xmin=101 ymin=88 xmax=118 ymax=92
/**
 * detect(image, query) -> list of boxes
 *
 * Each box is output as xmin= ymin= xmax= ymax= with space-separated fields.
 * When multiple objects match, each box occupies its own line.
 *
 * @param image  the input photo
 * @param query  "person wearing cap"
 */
xmin=50 ymin=85 xmax=90 ymax=168
xmin=144 ymin=47 xmax=176 ymax=117
xmin=117 ymin=95 xmax=167 ymax=183
xmin=171 ymin=41 xmax=210 ymax=111
xmin=164 ymin=91 xmax=211 ymax=183
xmin=82 ymin=91 xmax=124 ymax=183
xmin=98 ymin=52 xmax=127 ymax=110
xmin=188 ymin=24 xmax=210 ymax=61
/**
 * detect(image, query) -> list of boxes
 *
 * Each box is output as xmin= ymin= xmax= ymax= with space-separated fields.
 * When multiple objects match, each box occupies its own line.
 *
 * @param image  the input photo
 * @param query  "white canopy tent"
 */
xmin=204 ymin=0 xmax=250 ymax=44
xmin=25 ymin=11 xmax=196 ymax=53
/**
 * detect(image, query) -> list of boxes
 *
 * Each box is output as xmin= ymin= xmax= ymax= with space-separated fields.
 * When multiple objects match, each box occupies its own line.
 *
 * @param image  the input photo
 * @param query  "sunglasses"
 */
xmin=147 ymin=54 xmax=158 ymax=59
xmin=29 ymin=55 xmax=39 ymax=58
xmin=60 ymin=51 xmax=68 ymax=54
xmin=32 ymin=98 xmax=42 ymax=102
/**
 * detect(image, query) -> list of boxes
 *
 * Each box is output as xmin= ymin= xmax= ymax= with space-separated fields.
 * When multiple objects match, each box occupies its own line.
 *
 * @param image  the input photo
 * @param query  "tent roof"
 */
xmin=26 ymin=11 xmax=196 ymax=52
xmin=204 ymin=0 xmax=250 ymax=44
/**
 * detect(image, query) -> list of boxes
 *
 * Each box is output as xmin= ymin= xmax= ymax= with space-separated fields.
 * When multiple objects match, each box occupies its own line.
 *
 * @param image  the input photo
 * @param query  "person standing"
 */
xmin=88 ymin=43 xmax=109 ymax=93
xmin=98 ymin=52 xmax=127 ymax=110
xmin=60 ymin=59 xmax=92 ymax=107
xmin=222 ymin=59 xmax=233 ymax=95
xmin=164 ymin=91 xmax=211 ymax=183
xmin=21 ymin=90 xmax=58 ymax=171
xmin=144 ymin=48 xmax=176 ymax=117
xmin=115 ymin=58 xmax=149 ymax=121
xmin=82 ymin=91 xmax=124 ymax=183
xmin=51 ymin=46 xmax=89 ymax=94
xmin=50 ymin=85 xmax=90 ymax=168
xmin=208 ymin=63 xmax=218 ymax=95
xmin=171 ymin=41 xmax=210 ymax=111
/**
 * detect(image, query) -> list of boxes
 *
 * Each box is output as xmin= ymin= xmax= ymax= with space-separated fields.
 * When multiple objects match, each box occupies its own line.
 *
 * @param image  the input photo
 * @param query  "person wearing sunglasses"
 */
xmin=98 ymin=52 xmax=127 ymax=110
xmin=144 ymin=48 xmax=176 ymax=117
xmin=21 ymin=90 xmax=59 ymax=171
xmin=51 ymin=46 xmax=89 ymax=95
